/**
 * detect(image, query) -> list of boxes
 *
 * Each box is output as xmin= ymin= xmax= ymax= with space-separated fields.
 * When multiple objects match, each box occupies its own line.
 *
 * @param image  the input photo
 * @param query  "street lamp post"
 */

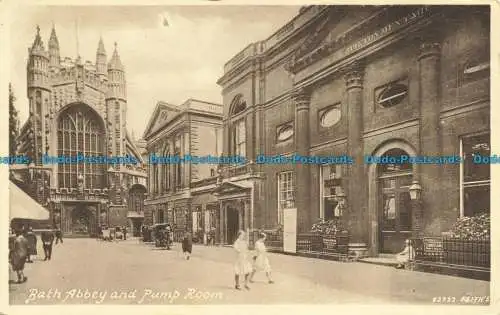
xmin=336 ymin=188 xmax=347 ymax=218
xmin=409 ymin=180 xmax=423 ymax=238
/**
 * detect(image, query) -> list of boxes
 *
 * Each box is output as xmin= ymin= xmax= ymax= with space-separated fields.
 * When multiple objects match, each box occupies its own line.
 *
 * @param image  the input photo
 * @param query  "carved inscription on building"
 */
xmin=345 ymin=7 xmax=432 ymax=55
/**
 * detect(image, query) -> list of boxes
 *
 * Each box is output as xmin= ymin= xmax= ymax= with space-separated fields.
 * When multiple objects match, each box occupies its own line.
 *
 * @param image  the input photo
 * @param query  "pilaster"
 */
xmin=293 ymin=87 xmax=312 ymax=233
xmin=418 ymin=38 xmax=443 ymax=236
xmin=344 ymin=62 xmax=368 ymax=257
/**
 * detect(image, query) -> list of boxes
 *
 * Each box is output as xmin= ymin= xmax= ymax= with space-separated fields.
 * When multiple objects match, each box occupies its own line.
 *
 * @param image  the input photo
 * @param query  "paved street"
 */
xmin=9 ymin=238 xmax=489 ymax=305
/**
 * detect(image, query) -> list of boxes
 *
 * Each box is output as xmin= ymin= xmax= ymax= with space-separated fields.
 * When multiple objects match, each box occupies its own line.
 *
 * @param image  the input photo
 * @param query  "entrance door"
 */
xmin=377 ymin=149 xmax=413 ymax=254
xmin=226 ymin=207 xmax=239 ymax=245
xmin=71 ymin=205 xmax=97 ymax=237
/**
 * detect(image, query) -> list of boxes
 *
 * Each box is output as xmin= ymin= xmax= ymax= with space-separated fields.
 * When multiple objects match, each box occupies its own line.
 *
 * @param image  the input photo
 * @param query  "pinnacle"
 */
xmin=49 ymin=24 xmax=59 ymax=46
xmin=97 ymin=36 xmax=106 ymax=55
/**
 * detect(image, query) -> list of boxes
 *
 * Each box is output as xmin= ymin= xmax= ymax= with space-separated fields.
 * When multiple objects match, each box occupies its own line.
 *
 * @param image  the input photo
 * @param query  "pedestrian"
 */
xmin=233 ymin=230 xmax=252 ymax=290
xmin=181 ymin=231 xmax=193 ymax=260
xmin=249 ymin=232 xmax=274 ymax=284
xmin=395 ymin=239 xmax=415 ymax=269
xmin=25 ymin=226 xmax=37 ymax=263
xmin=55 ymin=224 xmax=63 ymax=244
xmin=123 ymin=226 xmax=127 ymax=240
xmin=41 ymin=227 xmax=55 ymax=261
xmin=97 ymin=225 xmax=102 ymax=240
xmin=10 ymin=229 xmax=28 ymax=283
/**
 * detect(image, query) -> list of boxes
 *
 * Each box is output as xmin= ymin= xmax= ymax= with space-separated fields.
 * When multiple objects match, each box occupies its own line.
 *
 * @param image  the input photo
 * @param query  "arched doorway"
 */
xmin=71 ymin=204 xmax=96 ymax=236
xmin=377 ymin=148 xmax=413 ymax=253
xmin=56 ymin=103 xmax=106 ymax=189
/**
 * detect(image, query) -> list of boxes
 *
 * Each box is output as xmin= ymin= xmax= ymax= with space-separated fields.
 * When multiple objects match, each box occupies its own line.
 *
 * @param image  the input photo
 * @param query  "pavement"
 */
xmin=8 ymin=238 xmax=490 ymax=305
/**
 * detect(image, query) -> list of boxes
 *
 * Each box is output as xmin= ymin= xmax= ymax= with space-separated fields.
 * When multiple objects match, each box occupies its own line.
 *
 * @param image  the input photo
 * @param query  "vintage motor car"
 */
xmin=114 ymin=226 xmax=124 ymax=240
xmin=152 ymin=223 xmax=173 ymax=249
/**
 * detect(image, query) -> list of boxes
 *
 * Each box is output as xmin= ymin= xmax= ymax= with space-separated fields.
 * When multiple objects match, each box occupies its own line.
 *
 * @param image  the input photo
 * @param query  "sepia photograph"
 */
xmin=6 ymin=4 xmax=491 ymax=306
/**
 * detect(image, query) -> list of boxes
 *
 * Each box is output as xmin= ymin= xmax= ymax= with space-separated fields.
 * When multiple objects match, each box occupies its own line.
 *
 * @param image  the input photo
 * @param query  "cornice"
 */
xmin=218 ymin=6 xmax=331 ymax=88
xmin=294 ymin=11 xmax=436 ymax=91
xmin=286 ymin=6 xmax=435 ymax=74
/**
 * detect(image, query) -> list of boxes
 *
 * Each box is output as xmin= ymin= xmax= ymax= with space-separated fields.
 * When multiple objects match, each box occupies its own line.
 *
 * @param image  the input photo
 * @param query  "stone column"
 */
xmin=418 ymin=39 xmax=442 ymax=236
xmin=97 ymin=203 xmax=101 ymax=227
xmin=246 ymin=109 xmax=255 ymax=162
xmin=222 ymin=120 xmax=230 ymax=156
xmin=169 ymin=138 xmax=175 ymax=191
xmin=219 ymin=201 xmax=224 ymax=244
xmin=293 ymin=88 xmax=311 ymax=233
xmin=344 ymin=62 xmax=368 ymax=258
xmin=238 ymin=206 xmax=244 ymax=231
xmin=254 ymin=106 xmax=264 ymax=164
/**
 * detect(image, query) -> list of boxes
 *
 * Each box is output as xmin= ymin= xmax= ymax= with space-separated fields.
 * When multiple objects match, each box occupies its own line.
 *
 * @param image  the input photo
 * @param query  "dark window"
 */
xmin=462 ymin=58 xmax=490 ymax=84
xmin=233 ymin=120 xmax=246 ymax=156
xmin=175 ymin=135 xmax=182 ymax=187
xmin=462 ymin=133 xmax=490 ymax=217
xmin=319 ymin=105 xmax=341 ymax=127
xmin=230 ymin=94 xmax=246 ymax=116
xmin=320 ymin=164 xmax=343 ymax=220
xmin=379 ymin=148 xmax=412 ymax=173
xmin=278 ymin=171 xmax=295 ymax=225
xmin=378 ymin=84 xmax=408 ymax=108
xmin=276 ymin=123 xmax=294 ymax=142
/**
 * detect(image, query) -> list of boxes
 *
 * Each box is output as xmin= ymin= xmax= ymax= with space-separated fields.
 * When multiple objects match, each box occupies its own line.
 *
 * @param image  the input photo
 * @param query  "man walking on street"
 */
xmin=55 ymin=224 xmax=63 ymax=244
xmin=10 ymin=229 xmax=28 ymax=283
xmin=25 ymin=226 xmax=37 ymax=263
xmin=41 ymin=227 xmax=55 ymax=261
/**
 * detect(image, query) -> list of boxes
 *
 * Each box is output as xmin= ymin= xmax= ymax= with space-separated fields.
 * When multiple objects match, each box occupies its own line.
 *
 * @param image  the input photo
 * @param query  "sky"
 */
xmin=9 ymin=5 xmax=300 ymax=138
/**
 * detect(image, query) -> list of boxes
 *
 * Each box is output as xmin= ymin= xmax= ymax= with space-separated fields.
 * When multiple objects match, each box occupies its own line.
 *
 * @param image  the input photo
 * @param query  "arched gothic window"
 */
xmin=57 ymin=104 xmax=105 ymax=189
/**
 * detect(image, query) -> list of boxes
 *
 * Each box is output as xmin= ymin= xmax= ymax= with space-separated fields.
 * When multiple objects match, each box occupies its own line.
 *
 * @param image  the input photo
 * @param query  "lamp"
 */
xmin=409 ymin=180 xmax=422 ymax=201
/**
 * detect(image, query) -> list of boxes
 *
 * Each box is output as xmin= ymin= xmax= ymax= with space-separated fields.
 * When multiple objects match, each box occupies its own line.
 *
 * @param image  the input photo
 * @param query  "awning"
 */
xmin=10 ymin=181 xmax=50 ymax=221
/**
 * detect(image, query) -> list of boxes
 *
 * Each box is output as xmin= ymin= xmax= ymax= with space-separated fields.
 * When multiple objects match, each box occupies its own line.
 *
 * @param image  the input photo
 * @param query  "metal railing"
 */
xmin=249 ymin=231 xmax=349 ymax=261
xmin=296 ymin=233 xmax=349 ymax=260
xmin=411 ymin=237 xmax=490 ymax=280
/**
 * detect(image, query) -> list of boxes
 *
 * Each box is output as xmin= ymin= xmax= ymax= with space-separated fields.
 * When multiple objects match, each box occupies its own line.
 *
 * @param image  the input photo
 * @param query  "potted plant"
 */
xmin=444 ymin=212 xmax=490 ymax=266
xmin=310 ymin=218 xmax=348 ymax=252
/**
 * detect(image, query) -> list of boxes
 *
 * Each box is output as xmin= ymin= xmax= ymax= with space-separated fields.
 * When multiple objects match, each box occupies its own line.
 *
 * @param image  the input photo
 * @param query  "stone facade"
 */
xmin=12 ymin=25 xmax=147 ymax=237
xmin=143 ymin=99 xmax=223 ymax=243
xmin=216 ymin=5 xmax=490 ymax=255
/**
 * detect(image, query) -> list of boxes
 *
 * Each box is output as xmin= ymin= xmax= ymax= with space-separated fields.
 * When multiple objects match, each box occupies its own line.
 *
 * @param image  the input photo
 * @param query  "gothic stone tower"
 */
xmin=16 ymin=25 xmax=147 ymax=236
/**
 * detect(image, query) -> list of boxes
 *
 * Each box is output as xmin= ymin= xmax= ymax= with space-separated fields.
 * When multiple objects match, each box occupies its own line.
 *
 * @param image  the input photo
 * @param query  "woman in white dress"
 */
xmin=395 ymin=239 xmax=415 ymax=269
xmin=250 ymin=233 xmax=274 ymax=284
xmin=233 ymin=230 xmax=252 ymax=290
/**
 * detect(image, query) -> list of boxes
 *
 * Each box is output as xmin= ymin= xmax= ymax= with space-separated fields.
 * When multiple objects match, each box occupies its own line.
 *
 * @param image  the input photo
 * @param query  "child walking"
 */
xmin=250 ymin=233 xmax=274 ymax=284
xmin=233 ymin=230 xmax=252 ymax=290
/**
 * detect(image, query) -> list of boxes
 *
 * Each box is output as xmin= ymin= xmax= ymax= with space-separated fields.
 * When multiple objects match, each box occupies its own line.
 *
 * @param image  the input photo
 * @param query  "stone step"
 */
xmin=358 ymin=256 xmax=399 ymax=267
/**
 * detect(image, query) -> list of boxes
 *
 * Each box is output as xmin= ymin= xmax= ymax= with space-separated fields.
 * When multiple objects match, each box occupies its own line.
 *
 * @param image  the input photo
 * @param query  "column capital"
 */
xmin=343 ymin=62 xmax=365 ymax=90
xmin=418 ymin=42 xmax=441 ymax=61
xmin=291 ymin=87 xmax=311 ymax=111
